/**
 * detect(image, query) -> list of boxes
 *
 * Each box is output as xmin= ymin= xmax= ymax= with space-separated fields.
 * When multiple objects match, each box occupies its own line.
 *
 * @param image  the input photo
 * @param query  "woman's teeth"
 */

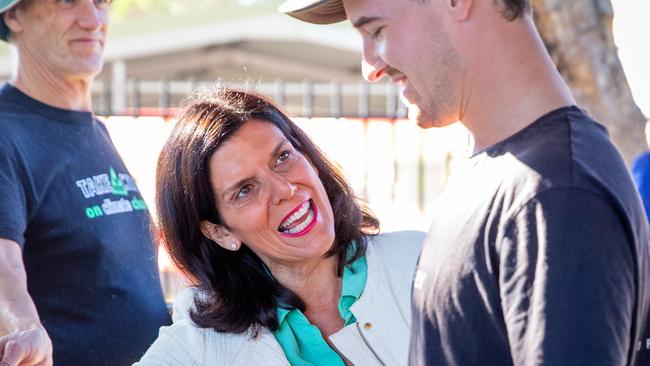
xmin=283 ymin=210 xmax=314 ymax=234
xmin=279 ymin=201 xmax=314 ymax=234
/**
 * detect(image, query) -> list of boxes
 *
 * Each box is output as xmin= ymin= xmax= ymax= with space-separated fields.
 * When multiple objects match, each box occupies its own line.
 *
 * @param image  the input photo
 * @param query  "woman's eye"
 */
xmin=235 ymin=184 xmax=252 ymax=200
xmin=276 ymin=150 xmax=291 ymax=165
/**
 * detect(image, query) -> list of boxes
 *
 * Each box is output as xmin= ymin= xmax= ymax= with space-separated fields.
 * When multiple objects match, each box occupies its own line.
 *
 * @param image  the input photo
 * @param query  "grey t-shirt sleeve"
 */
xmin=498 ymin=187 xmax=635 ymax=365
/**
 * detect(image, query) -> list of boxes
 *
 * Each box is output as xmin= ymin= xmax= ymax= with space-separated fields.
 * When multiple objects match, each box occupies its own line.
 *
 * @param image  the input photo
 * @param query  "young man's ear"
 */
xmin=200 ymin=221 xmax=241 ymax=251
xmin=448 ymin=0 xmax=472 ymax=21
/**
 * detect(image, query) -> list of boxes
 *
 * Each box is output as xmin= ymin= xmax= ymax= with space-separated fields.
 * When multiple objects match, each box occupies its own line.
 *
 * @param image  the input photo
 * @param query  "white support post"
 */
xmin=111 ymin=60 xmax=127 ymax=115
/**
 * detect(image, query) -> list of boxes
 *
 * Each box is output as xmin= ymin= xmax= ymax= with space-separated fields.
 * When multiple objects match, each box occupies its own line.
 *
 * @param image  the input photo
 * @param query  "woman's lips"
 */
xmin=279 ymin=200 xmax=309 ymax=227
xmin=278 ymin=200 xmax=318 ymax=237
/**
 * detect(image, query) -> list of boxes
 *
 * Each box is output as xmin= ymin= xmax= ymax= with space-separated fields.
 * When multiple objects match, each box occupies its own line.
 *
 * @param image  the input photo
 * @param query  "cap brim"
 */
xmin=278 ymin=0 xmax=347 ymax=25
xmin=0 ymin=0 xmax=20 ymax=13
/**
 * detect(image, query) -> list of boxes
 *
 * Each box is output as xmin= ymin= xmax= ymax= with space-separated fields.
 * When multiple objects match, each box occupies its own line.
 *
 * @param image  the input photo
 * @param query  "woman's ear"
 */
xmin=200 ymin=221 xmax=241 ymax=251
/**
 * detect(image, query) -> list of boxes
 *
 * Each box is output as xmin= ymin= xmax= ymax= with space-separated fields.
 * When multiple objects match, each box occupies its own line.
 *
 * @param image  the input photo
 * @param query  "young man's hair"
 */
xmin=417 ymin=0 xmax=530 ymax=21
xmin=498 ymin=0 xmax=531 ymax=21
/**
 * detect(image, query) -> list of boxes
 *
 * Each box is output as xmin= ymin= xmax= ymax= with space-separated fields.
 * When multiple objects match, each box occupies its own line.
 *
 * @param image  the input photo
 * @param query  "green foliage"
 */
xmin=111 ymin=0 xmax=225 ymax=19
xmin=112 ymin=0 xmax=175 ymax=18
xmin=107 ymin=0 xmax=281 ymax=37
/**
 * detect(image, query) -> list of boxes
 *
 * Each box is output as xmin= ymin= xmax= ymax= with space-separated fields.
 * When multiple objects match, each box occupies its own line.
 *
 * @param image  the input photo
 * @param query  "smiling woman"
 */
xmin=135 ymin=87 xmax=425 ymax=365
xmin=203 ymin=118 xmax=339 ymax=267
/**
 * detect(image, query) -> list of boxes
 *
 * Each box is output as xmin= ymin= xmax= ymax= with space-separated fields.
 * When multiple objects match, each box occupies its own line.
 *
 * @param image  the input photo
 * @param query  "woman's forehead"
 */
xmin=221 ymin=120 xmax=288 ymax=153
xmin=209 ymin=121 xmax=291 ymax=187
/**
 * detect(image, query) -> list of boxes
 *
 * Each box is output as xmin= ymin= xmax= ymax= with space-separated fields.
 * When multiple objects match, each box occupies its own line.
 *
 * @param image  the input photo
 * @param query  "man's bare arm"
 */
xmin=0 ymin=238 xmax=52 ymax=366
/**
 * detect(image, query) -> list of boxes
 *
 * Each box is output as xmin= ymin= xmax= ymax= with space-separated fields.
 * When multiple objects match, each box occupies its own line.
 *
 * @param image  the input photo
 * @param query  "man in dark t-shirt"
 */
xmin=0 ymin=1 xmax=170 ymax=365
xmin=279 ymin=0 xmax=650 ymax=365
xmin=409 ymin=106 xmax=649 ymax=365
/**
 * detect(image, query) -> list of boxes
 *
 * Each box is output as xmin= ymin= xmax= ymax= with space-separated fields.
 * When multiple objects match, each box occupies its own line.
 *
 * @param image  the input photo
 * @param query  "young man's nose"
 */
xmin=362 ymin=58 xmax=388 ymax=82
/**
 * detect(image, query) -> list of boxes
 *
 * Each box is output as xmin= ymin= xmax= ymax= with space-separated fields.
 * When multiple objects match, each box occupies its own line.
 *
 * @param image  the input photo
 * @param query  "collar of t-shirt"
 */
xmin=273 ymin=248 xmax=368 ymax=366
xmin=0 ymin=82 xmax=95 ymax=125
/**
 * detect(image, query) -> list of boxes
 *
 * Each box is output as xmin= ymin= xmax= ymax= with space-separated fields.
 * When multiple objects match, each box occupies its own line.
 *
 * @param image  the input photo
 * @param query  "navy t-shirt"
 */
xmin=0 ymin=83 xmax=171 ymax=365
xmin=410 ymin=107 xmax=650 ymax=365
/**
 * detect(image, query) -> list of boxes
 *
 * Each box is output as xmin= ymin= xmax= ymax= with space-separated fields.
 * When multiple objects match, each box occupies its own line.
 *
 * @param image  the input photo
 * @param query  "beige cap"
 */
xmin=278 ymin=0 xmax=347 ymax=25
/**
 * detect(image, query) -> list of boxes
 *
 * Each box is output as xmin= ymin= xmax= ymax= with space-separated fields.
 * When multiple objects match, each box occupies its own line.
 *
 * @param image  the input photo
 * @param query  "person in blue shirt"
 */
xmin=632 ymin=152 xmax=650 ymax=221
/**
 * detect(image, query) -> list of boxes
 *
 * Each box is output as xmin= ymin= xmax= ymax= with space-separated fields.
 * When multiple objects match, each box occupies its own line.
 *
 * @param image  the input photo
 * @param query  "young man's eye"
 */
xmin=371 ymin=26 xmax=385 ymax=40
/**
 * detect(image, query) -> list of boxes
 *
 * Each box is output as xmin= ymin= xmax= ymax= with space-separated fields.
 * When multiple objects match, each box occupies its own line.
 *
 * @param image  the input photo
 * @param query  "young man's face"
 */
xmin=344 ymin=0 xmax=464 ymax=129
xmin=8 ymin=0 xmax=110 ymax=80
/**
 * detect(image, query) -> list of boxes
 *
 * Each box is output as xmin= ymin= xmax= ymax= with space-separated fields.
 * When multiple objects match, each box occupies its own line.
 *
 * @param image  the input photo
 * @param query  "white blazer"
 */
xmin=134 ymin=230 xmax=424 ymax=366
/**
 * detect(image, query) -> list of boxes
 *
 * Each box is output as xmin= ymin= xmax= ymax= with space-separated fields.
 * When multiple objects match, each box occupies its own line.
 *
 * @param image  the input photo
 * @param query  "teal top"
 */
xmin=273 ymin=253 xmax=368 ymax=366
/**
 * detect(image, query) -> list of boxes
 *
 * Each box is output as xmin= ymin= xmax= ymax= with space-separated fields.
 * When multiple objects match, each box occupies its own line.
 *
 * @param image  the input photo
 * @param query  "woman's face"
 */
xmin=207 ymin=119 xmax=336 ymax=267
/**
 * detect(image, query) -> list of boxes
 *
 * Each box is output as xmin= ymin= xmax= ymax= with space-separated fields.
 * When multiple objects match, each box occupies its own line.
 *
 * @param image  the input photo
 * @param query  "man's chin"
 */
xmin=71 ymin=60 xmax=104 ymax=79
xmin=407 ymin=104 xmax=439 ymax=129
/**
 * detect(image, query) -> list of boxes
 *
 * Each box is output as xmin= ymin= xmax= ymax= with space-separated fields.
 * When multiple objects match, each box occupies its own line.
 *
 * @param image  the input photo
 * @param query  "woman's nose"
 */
xmin=269 ymin=172 xmax=297 ymax=205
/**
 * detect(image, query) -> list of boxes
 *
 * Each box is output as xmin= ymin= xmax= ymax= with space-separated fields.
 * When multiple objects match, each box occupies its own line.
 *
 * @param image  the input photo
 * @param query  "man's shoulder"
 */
xmin=0 ymin=110 xmax=49 ymax=153
xmin=487 ymin=106 xmax=624 ymax=197
xmin=0 ymin=96 xmax=44 ymax=135
xmin=482 ymin=106 xmax=647 ymax=230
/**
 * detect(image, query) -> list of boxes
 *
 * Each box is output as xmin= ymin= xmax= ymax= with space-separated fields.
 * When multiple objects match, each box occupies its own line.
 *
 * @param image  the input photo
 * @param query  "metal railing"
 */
xmin=91 ymin=79 xmax=408 ymax=119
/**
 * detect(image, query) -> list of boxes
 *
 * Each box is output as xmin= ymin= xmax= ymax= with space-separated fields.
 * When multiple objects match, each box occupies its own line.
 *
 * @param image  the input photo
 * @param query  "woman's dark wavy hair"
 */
xmin=156 ymin=87 xmax=379 ymax=336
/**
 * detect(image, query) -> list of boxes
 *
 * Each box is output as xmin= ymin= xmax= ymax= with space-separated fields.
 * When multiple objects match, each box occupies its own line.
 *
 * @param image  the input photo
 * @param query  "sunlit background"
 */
xmin=611 ymin=0 xmax=650 ymax=119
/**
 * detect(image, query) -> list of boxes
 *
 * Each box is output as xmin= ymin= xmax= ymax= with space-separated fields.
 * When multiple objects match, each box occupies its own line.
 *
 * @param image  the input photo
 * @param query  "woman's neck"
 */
xmin=269 ymin=254 xmax=345 ymax=336
xmin=270 ymin=254 xmax=341 ymax=309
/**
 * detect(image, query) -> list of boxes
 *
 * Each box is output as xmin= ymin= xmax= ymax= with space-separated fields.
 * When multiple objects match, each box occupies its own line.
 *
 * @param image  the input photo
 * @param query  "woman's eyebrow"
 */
xmin=271 ymin=139 xmax=288 ymax=159
xmin=220 ymin=139 xmax=289 ymax=200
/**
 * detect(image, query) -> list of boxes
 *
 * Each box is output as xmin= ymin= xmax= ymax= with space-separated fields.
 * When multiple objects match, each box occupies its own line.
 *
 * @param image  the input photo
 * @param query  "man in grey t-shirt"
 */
xmin=279 ymin=0 xmax=650 ymax=364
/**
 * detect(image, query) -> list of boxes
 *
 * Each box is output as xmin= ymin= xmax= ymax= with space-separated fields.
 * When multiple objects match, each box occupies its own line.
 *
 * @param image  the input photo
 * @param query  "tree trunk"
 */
xmin=532 ymin=0 xmax=648 ymax=166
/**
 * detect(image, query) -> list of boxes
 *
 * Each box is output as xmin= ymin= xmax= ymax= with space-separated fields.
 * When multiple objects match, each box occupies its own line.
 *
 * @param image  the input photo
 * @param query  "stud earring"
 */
xmin=290 ymin=185 xmax=297 ymax=197
xmin=231 ymin=241 xmax=238 ymax=250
